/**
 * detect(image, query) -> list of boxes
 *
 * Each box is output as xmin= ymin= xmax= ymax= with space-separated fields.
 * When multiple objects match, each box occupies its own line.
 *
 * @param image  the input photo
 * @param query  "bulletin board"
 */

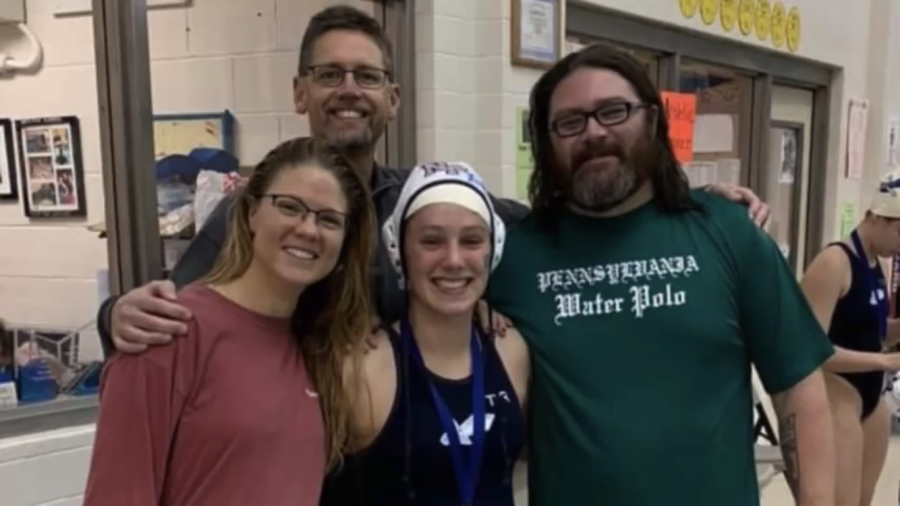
xmin=152 ymin=111 xmax=235 ymax=160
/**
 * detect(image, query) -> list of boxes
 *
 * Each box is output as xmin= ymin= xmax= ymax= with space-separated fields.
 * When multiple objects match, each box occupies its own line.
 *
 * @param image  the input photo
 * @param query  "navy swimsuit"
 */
xmin=827 ymin=238 xmax=888 ymax=420
xmin=319 ymin=326 xmax=526 ymax=505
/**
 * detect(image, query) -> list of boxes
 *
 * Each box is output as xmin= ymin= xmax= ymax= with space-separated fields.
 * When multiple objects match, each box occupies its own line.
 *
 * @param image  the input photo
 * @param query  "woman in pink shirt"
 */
xmin=84 ymin=137 xmax=375 ymax=506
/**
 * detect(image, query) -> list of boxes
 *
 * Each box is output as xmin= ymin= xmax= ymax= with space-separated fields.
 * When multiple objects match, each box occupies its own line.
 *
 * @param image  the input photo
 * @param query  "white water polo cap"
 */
xmin=382 ymin=161 xmax=506 ymax=287
xmin=870 ymin=169 xmax=900 ymax=218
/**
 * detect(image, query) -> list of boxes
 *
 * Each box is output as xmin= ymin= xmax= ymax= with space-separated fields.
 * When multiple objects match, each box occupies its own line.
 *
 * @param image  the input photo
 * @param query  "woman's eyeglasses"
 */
xmin=262 ymin=194 xmax=347 ymax=231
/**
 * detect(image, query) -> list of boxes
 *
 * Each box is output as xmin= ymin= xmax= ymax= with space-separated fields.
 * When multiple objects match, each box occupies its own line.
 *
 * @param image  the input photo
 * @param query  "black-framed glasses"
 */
xmin=550 ymin=102 xmax=650 ymax=138
xmin=263 ymin=194 xmax=347 ymax=231
xmin=304 ymin=65 xmax=391 ymax=90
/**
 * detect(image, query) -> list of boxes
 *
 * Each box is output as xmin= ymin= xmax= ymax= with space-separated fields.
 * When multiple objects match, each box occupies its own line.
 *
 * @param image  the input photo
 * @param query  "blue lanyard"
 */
xmin=402 ymin=320 xmax=486 ymax=505
xmin=851 ymin=230 xmax=888 ymax=340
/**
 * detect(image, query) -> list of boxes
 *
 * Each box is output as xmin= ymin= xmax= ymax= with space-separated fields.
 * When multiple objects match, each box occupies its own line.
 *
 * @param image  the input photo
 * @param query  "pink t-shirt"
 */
xmin=84 ymin=285 xmax=326 ymax=506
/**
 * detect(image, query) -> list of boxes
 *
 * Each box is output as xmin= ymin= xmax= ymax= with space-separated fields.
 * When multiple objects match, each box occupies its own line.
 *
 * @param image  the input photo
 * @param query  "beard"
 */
xmin=317 ymin=99 xmax=384 ymax=154
xmin=564 ymin=133 xmax=655 ymax=213
xmin=325 ymin=123 xmax=376 ymax=153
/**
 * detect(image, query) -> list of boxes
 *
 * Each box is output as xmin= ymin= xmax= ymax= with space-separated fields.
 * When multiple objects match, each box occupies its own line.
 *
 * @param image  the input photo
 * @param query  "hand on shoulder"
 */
xmin=703 ymin=182 xmax=770 ymax=227
xmin=111 ymin=280 xmax=192 ymax=354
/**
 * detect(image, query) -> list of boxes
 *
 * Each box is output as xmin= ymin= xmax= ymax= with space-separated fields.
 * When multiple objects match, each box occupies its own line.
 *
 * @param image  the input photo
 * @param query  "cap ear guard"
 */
xmin=382 ymin=161 xmax=506 ymax=288
xmin=382 ymin=218 xmax=404 ymax=286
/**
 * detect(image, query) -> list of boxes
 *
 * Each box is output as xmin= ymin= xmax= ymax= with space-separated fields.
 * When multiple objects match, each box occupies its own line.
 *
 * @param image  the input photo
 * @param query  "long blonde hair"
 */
xmin=204 ymin=137 xmax=375 ymax=468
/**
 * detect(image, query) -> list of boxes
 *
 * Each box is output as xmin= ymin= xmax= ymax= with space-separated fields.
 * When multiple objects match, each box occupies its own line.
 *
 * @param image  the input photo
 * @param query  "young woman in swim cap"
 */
xmin=321 ymin=161 xmax=530 ymax=505
xmin=800 ymin=169 xmax=900 ymax=506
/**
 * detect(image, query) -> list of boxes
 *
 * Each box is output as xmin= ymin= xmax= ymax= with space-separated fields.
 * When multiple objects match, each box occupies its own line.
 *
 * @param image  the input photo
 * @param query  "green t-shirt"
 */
xmin=487 ymin=190 xmax=833 ymax=506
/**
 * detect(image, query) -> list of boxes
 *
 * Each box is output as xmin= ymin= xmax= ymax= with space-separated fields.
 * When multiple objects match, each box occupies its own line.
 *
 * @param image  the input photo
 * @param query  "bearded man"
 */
xmin=487 ymin=45 xmax=835 ymax=506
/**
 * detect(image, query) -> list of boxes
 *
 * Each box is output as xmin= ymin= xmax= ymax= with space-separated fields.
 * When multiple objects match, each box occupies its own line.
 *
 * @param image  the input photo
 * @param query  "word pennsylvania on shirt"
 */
xmin=536 ymin=255 xmax=700 ymax=324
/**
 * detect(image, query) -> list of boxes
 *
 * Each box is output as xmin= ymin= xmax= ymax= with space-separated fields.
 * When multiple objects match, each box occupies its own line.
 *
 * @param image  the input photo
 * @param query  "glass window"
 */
xmin=565 ymin=35 xmax=661 ymax=86
xmin=678 ymin=60 xmax=755 ymax=190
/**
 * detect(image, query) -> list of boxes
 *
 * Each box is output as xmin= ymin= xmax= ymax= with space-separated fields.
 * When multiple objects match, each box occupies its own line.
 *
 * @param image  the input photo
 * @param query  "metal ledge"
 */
xmin=0 ymin=396 xmax=98 ymax=439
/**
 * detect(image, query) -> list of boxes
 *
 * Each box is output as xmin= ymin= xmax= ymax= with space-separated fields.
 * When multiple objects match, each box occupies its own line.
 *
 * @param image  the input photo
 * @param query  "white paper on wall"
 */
xmin=886 ymin=115 xmax=900 ymax=167
xmin=693 ymin=114 xmax=735 ymax=154
xmin=683 ymin=161 xmax=718 ymax=188
xmin=846 ymin=98 xmax=869 ymax=180
xmin=715 ymin=158 xmax=742 ymax=185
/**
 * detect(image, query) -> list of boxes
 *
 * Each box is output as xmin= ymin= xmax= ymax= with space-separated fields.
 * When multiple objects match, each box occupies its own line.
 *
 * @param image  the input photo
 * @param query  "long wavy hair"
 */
xmin=527 ymin=44 xmax=700 ymax=234
xmin=204 ymin=137 xmax=376 ymax=469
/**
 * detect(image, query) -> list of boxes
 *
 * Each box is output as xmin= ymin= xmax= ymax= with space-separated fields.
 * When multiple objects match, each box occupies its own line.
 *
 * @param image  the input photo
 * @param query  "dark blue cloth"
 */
xmin=155 ymin=148 xmax=238 ymax=184
xmin=827 ymin=240 xmax=888 ymax=419
xmin=320 ymin=329 xmax=525 ymax=505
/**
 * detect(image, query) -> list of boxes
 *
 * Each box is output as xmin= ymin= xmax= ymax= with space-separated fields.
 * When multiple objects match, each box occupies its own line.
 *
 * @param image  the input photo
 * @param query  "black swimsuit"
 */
xmin=319 ymin=326 xmax=526 ymax=505
xmin=827 ymin=242 xmax=888 ymax=420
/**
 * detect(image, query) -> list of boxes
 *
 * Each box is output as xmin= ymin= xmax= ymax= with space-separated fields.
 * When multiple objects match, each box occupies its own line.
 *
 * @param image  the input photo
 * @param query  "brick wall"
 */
xmin=414 ymin=0 xmax=543 ymax=199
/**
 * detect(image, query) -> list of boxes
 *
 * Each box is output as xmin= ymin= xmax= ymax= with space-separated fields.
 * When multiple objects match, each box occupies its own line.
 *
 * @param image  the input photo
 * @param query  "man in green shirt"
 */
xmin=488 ymin=45 xmax=835 ymax=506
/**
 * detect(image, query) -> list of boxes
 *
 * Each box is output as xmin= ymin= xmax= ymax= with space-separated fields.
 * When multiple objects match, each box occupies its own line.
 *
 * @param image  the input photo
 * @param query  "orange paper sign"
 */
xmin=661 ymin=92 xmax=697 ymax=163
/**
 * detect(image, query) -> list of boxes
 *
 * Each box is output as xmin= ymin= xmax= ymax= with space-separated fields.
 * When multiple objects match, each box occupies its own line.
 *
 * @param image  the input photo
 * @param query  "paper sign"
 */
xmin=886 ymin=115 xmax=899 ymax=167
xmin=682 ymin=161 xmax=717 ymax=188
xmin=846 ymin=98 xmax=869 ymax=180
xmin=661 ymin=92 xmax=697 ymax=163
xmin=839 ymin=201 xmax=857 ymax=238
xmin=0 ymin=381 xmax=17 ymax=409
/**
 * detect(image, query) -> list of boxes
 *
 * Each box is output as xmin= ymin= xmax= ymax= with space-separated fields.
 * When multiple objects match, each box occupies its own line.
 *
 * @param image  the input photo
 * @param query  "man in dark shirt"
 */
xmin=97 ymin=5 xmax=768 ymax=356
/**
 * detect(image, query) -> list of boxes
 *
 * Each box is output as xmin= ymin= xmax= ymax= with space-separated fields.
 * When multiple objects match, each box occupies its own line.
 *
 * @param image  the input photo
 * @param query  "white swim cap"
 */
xmin=870 ymin=169 xmax=900 ymax=218
xmin=382 ymin=161 xmax=506 ymax=287
xmin=405 ymin=184 xmax=492 ymax=226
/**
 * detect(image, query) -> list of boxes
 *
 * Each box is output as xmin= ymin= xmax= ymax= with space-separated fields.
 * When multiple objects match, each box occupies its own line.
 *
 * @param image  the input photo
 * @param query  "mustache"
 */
xmin=326 ymin=98 xmax=371 ymax=113
xmin=571 ymin=140 xmax=626 ymax=169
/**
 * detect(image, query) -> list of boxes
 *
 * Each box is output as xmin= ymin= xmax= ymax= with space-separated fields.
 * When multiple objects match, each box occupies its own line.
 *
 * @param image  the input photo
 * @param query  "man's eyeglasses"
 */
xmin=304 ymin=65 xmax=391 ymax=90
xmin=263 ymin=194 xmax=347 ymax=231
xmin=550 ymin=102 xmax=651 ymax=138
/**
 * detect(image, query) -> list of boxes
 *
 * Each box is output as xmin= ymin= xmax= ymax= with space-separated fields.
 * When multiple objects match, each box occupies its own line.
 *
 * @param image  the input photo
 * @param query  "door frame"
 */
xmin=380 ymin=0 xmax=418 ymax=169
xmin=769 ymin=120 xmax=807 ymax=273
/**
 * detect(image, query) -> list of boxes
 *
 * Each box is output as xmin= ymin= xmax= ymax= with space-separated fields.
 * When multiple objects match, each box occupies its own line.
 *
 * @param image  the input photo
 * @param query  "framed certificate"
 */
xmin=511 ymin=0 xmax=562 ymax=69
